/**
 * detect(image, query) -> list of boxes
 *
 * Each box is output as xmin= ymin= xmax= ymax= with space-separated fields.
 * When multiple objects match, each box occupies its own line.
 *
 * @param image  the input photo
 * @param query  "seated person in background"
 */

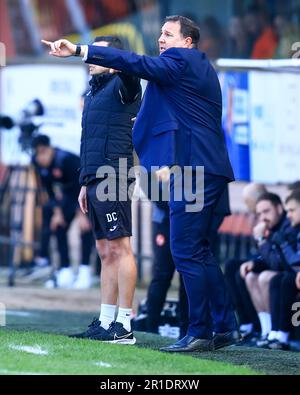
xmin=32 ymin=135 xmax=94 ymax=289
xmin=268 ymin=190 xmax=300 ymax=350
xmin=240 ymin=192 xmax=292 ymax=347
xmin=224 ymin=183 xmax=267 ymax=339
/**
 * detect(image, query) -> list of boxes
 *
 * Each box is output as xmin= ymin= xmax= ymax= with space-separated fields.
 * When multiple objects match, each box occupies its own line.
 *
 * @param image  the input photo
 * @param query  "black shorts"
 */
xmin=86 ymin=178 xmax=133 ymax=240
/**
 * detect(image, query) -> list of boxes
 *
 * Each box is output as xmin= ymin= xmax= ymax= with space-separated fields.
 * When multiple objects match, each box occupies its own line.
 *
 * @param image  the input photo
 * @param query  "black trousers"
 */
xmin=270 ymin=270 xmax=299 ymax=333
xmin=146 ymin=218 xmax=189 ymax=338
xmin=224 ymin=258 xmax=261 ymax=331
xmin=40 ymin=199 xmax=94 ymax=268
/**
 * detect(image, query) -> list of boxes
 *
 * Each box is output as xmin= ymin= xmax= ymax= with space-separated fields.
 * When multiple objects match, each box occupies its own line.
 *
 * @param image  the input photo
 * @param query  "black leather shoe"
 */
xmin=213 ymin=330 xmax=241 ymax=350
xmin=160 ymin=335 xmax=214 ymax=353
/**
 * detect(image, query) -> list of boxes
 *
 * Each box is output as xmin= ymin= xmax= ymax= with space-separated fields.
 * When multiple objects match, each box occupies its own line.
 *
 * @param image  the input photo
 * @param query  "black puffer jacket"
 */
xmin=253 ymin=215 xmax=294 ymax=272
xmin=79 ymin=72 xmax=141 ymax=185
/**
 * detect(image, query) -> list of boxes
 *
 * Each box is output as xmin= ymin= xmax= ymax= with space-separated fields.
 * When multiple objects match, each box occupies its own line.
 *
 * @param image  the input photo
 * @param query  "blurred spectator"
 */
xmin=242 ymin=182 xmax=267 ymax=213
xmin=244 ymin=7 xmax=278 ymax=59
xmin=198 ymin=16 xmax=224 ymax=60
xmin=224 ymin=183 xmax=267 ymax=339
xmin=32 ymin=135 xmax=94 ymax=289
xmin=226 ymin=16 xmax=252 ymax=58
xmin=274 ymin=15 xmax=300 ymax=58
xmin=4 ymin=0 xmax=300 ymax=60
xmin=243 ymin=7 xmax=262 ymax=55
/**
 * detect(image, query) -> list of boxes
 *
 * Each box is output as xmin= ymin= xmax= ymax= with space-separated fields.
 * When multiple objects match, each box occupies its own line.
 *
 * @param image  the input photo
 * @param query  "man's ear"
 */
xmin=185 ymin=37 xmax=193 ymax=47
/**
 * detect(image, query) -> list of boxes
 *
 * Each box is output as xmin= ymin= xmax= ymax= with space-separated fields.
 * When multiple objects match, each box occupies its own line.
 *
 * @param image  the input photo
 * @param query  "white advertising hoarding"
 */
xmin=249 ymin=70 xmax=300 ymax=183
xmin=0 ymin=63 xmax=87 ymax=164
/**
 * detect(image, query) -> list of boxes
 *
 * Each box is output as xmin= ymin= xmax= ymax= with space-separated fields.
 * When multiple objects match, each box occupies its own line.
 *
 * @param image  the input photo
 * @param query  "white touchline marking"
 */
xmin=0 ymin=369 xmax=48 ymax=375
xmin=6 ymin=311 xmax=37 ymax=317
xmin=9 ymin=344 xmax=49 ymax=355
xmin=94 ymin=361 xmax=112 ymax=368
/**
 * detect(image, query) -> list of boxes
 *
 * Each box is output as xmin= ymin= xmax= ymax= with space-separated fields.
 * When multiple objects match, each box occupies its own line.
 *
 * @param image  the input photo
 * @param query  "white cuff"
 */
xmin=82 ymin=46 xmax=88 ymax=62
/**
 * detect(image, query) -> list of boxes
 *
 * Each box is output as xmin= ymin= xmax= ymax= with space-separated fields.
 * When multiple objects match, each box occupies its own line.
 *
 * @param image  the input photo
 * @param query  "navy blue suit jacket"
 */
xmin=86 ymin=45 xmax=234 ymax=181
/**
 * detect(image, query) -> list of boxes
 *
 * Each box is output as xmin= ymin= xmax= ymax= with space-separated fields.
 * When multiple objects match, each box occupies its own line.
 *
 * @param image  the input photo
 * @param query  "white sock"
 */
xmin=268 ymin=330 xmax=278 ymax=341
xmin=116 ymin=307 xmax=132 ymax=332
xmin=276 ymin=331 xmax=289 ymax=344
xmin=258 ymin=312 xmax=271 ymax=337
xmin=240 ymin=323 xmax=253 ymax=334
xmin=99 ymin=304 xmax=116 ymax=329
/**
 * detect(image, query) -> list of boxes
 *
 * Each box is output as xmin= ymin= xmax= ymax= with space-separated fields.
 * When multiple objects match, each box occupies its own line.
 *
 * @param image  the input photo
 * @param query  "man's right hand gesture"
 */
xmin=41 ymin=39 xmax=83 ymax=57
xmin=240 ymin=261 xmax=254 ymax=279
xmin=78 ymin=186 xmax=88 ymax=214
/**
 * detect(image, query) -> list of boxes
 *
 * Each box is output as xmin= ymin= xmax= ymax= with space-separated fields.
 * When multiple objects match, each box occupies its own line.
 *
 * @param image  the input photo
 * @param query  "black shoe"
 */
xmin=160 ymin=335 xmax=214 ymax=353
xmin=89 ymin=321 xmax=136 ymax=344
xmin=69 ymin=317 xmax=102 ymax=339
xmin=213 ymin=330 xmax=242 ymax=350
xmin=238 ymin=331 xmax=260 ymax=347
xmin=268 ymin=340 xmax=290 ymax=351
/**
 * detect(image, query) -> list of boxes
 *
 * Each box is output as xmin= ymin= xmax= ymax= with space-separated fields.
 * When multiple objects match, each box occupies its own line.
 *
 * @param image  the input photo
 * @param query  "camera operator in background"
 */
xmin=32 ymin=134 xmax=94 ymax=289
xmin=0 ymin=99 xmax=44 ymax=151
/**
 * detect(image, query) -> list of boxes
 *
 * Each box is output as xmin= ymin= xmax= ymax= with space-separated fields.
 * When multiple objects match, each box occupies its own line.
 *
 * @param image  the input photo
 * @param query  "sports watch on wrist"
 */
xmin=74 ymin=45 xmax=81 ymax=56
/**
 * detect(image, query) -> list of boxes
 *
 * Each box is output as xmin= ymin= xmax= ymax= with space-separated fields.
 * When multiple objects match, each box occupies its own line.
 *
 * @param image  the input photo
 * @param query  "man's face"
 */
xmin=88 ymin=41 xmax=110 ymax=75
xmin=255 ymin=200 xmax=283 ymax=229
xmin=35 ymin=146 xmax=53 ymax=168
xmin=158 ymin=21 xmax=192 ymax=54
xmin=286 ymin=199 xmax=300 ymax=227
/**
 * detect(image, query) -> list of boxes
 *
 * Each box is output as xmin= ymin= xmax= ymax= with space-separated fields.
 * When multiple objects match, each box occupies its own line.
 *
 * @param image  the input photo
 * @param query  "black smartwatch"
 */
xmin=74 ymin=45 xmax=81 ymax=56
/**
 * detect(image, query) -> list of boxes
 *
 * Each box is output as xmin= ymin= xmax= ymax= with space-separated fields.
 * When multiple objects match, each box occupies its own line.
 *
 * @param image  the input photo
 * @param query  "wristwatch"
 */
xmin=74 ymin=45 xmax=81 ymax=56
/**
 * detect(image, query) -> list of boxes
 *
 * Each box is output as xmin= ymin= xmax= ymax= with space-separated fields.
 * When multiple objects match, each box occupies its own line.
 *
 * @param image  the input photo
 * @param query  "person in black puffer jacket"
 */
xmin=73 ymin=36 xmax=142 ymax=344
xmin=239 ymin=192 xmax=293 ymax=347
xmin=267 ymin=190 xmax=300 ymax=350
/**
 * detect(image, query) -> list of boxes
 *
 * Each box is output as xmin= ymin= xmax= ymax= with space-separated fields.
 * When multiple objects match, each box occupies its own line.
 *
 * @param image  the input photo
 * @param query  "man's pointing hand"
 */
xmin=41 ymin=39 xmax=81 ymax=57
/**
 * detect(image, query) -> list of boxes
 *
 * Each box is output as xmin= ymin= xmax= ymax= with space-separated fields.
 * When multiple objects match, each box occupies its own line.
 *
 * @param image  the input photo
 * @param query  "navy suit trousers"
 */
xmin=169 ymin=172 xmax=237 ymax=339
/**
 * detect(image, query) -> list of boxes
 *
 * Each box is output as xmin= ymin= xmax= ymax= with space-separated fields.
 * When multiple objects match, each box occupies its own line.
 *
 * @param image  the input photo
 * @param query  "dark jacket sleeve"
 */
xmin=85 ymin=45 xmax=186 ymax=85
xmin=279 ymin=233 xmax=300 ymax=266
xmin=253 ymin=237 xmax=284 ymax=271
xmin=118 ymin=73 xmax=141 ymax=103
xmin=252 ymin=256 xmax=270 ymax=273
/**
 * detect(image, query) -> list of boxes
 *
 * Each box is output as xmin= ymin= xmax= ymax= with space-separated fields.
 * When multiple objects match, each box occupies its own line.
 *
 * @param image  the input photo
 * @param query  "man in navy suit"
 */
xmin=43 ymin=15 xmax=239 ymax=352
